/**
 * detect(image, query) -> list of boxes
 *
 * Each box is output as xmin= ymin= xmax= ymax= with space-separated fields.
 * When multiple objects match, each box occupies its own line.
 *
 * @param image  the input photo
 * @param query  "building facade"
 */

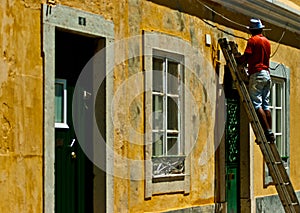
xmin=0 ymin=0 xmax=300 ymax=212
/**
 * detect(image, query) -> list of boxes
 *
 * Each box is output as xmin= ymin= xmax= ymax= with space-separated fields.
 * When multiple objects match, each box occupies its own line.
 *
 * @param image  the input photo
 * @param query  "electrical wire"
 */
xmin=201 ymin=18 xmax=248 ymax=41
xmin=195 ymin=0 xmax=248 ymax=29
xmin=270 ymin=30 xmax=286 ymax=58
xmin=194 ymin=0 xmax=249 ymax=40
xmin=194 ymin=0 xmax=287 ymax=59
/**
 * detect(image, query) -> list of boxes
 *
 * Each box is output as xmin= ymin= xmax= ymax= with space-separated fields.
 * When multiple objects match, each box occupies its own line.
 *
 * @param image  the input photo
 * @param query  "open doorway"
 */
xmin=54 ymin=29 xmax=106 ymax=213
xmin=43 ymin=5 xmax=114 ymax=213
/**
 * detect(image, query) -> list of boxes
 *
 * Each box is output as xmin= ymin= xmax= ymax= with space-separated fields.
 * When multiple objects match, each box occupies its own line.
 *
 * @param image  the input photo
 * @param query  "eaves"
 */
xmin=210 ymin=0 xmax=300 ymax=35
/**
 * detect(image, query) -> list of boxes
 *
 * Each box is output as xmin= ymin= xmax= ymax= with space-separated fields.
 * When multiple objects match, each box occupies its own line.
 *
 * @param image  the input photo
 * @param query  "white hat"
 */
xmin=247 ymin=18 xmax=265 ymax=30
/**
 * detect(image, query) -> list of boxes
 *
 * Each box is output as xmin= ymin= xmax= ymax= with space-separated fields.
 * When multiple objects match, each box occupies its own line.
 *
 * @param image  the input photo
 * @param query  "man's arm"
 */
xmin=235 ymin=52 xmax=250 ymax=65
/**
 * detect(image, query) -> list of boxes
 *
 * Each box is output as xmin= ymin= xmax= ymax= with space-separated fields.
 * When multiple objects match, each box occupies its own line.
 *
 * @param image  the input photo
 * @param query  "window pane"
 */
xmin=167 ymin=135 xmax=178 ymax=155
xmin=269 ymin=89 xmax=273 ymax=105
xmin=153 ymin=58 xmax=163 ymax=92
xmin=276 ymin=109 xmax=282 ymax=133
xmin=153 ymin=132 xmax=164 ymax=156
xmin=167 ymin=62 xmax=179 ymax=94
xmin=276 ymin=135 xmax=282 ymax=156
xmin=167 ymin=97 xmax=178 ymax=130
xmin=275 ymin=83 xmax=282 ymax=107
xmin=270 ymin=108 xmax=273 ymax=116
xmin=55 ymin=83 xmax=64 ymax=123
xmin=153 ymin=95 xmax=163 ymax=129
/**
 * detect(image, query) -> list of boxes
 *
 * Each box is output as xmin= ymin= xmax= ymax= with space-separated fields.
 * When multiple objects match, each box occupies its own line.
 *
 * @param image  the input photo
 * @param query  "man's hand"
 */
xmin=235 ymin=53 xmax=249 ymax=65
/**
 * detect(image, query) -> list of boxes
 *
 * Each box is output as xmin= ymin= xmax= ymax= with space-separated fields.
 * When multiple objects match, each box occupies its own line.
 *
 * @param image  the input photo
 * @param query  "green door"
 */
xmin=224 ymin=69 xmax=240 ymax=213
xmin=225 ymin=98 xmax=240 ymax=213
xmin=55 ymin=86 xmax=93 ymax=213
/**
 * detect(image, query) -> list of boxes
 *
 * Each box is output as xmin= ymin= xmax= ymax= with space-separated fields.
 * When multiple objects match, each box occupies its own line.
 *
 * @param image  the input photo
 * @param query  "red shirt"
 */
xmin=244 ymin=34 xmax=271 ymax=75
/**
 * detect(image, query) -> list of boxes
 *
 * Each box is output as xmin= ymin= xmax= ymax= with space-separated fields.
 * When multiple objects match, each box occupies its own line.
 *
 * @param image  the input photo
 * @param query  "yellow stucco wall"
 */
xmin=112 ymin=1 xmax=217 ymax=212
xmin=0 ymin=0 xmax=43 ymax=212
xmin=1 ymin=0 xmax=300 ymax=212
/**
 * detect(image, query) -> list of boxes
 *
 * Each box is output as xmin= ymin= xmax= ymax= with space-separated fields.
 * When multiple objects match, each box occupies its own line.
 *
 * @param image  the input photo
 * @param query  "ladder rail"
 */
xmin=218 ymin=38 xmax=300 ymax=213
xmin=222 ymin=38 xmax=299 ymax=213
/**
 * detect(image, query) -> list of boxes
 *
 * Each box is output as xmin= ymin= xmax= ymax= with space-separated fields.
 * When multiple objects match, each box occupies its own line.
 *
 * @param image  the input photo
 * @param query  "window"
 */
xmin=55 ymin=79 xmax=69 ymax=128
xmin=264 ymin=62 xmax=290 ymax=187
xmin=152 ymin=53 xmax=185 ymax=177
xmin=144 ymin=32 xmax=191 ymax=197
xmin=270 ymin=78 xmax=287 ymax=158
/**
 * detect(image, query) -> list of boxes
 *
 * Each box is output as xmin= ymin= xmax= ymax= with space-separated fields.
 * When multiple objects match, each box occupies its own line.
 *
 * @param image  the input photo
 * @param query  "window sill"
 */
xmin=153 ymin=173 xmax=185 ymax=183
xmin=153 ymin=173 xmax=186 ymax=179
xmin=151 ymin=174 xmax=190 ymax=195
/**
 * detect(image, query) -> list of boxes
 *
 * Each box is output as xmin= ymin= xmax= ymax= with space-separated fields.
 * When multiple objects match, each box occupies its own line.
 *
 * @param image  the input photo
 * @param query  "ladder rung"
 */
xmin=267 ymin=141 xmax=276 ymax=144
xmin=282 ymin=202 xmax=298 ymax=206
xmin=265 ymin=161 xmax=282 ymax=165
xmin=274 ymin=161 xmax=282 ymax=165
xmin=276 ymin=182 xmax=290 ymax=186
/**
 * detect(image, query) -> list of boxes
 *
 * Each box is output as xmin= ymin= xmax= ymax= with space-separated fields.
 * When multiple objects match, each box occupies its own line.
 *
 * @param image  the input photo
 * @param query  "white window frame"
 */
xmin=264 ymin=62 xmax=290 ymax=187
xmin=55 ymin=79 xmax=69 ymax=129
xmin=144 ymin=31 xmax=191 ymax=198
xmin=270 ymin=78 xmax=287 ymax=157
xmin=152 ymin=52 xmax=184 ymax=156
xmin=151 ymin=51 xmax=185 ymax=178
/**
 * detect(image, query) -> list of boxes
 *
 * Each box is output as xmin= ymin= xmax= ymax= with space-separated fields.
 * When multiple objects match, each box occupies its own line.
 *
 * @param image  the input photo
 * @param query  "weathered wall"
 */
xmin=56 ymin=0 xmax=222 ymax=212
xmin=111 ymin=1 xmax=219 ymax=212
xmin=1 ymin=0 xmax=300 ymax=212
xmin=57 ymin=0 xmax=300 ymax=211
xmin=0 ymin=0 xmax=43 ymax=212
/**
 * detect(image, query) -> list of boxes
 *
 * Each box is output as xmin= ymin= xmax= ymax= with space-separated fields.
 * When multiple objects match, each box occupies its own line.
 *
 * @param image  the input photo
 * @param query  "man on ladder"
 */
xmin=235 ymin=18 xmax=275 ymax=143
xmin=219 ymin=19 xmax=300 ymax=212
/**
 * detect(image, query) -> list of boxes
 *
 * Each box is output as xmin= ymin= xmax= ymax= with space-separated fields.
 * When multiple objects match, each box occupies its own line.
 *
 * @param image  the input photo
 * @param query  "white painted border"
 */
xmin=42 ymin=4 xmax=114 ymax=213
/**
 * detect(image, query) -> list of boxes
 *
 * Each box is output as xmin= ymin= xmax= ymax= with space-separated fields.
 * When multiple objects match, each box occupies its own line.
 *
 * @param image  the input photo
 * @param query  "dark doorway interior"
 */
xmin=54 ymin=29 xmax=106 ymax=213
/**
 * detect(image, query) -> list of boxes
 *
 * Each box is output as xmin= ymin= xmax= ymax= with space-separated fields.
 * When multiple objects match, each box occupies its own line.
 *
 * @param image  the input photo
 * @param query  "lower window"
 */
xmin=264 ymin=63 xmax=290 ymax=187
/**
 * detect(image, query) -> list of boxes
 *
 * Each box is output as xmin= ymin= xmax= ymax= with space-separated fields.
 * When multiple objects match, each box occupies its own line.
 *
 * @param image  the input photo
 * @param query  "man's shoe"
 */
xmin=265 ymin=131 xmax=275 ymax=143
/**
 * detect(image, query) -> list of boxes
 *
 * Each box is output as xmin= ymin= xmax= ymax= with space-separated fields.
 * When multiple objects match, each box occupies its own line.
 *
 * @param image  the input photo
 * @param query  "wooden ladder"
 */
xmin=218 ymin=38 xmax=300 ymax=213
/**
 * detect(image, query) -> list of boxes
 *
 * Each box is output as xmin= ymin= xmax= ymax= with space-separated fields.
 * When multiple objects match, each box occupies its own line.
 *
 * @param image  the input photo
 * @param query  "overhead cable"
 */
xmin=195 ymin=0 xmax=287 ymax=58
xmin=270 ymin=30 xmax=286 ymax=58
xmin=195 ymin=0 xmax=248 ymax=29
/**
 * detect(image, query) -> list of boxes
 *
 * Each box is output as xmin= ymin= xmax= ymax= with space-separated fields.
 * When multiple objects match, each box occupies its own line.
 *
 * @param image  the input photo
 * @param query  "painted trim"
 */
xmin=42 ymin=4 xmax=114 ymax=213
xmin=268 ymin=0 xmax=300 ymax=15
xmin=270 ymin=62 xmax=290 ymax=160
xmin=210 ymin=0 xmax=300 ymax=35
xmin=43 ymin=4 xmax=114 ymax=39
